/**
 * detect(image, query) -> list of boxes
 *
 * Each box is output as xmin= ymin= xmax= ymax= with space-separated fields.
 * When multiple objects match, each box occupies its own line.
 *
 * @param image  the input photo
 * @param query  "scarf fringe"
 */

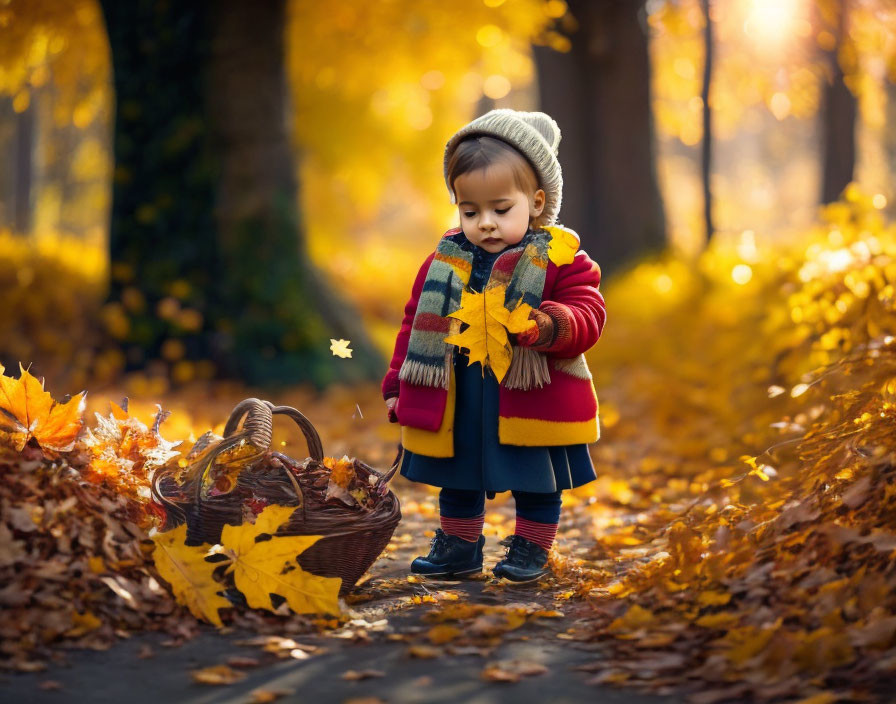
xmin=504 ymin=346 xmax=551 ymax=390
xmin=398 ymin=358 xmax=451 ymax=390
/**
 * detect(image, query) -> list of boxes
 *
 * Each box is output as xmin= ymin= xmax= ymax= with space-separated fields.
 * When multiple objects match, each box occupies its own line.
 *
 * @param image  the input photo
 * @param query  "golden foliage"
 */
xmin=288 ymin=1 xmax=559 ymax=332
xmin=445 ymin=284 xmax=536 ymax=383
xmin=0 ymin=229 xmax=109 ymax=390
xmin=0 ymin=0 xmax=110 ymax=123
xmin=557 ymin=187 xmax=896 ymax=699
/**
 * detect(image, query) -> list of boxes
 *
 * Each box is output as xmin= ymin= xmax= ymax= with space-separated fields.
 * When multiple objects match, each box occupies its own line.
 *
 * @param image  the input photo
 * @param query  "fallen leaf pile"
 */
xmin=552 ymin=188 xmax=896 ymax=701
xmin=0 ymin=422 xmax=186 ymax=672
xmin=5 ymin=187 xmax=896 ymax=701
xmin=0 ymin=376 xmax=346 ymax=671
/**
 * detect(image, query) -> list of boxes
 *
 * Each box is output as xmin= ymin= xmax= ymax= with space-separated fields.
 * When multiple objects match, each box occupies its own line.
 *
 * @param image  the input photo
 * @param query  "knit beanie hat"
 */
xmin=443 ymin=108 xmax=563 ymax=226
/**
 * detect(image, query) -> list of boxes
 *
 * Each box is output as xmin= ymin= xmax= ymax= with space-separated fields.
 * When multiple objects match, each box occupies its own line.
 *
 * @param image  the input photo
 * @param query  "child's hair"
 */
xmin=445 ymin=136 xmax=548 ymax=230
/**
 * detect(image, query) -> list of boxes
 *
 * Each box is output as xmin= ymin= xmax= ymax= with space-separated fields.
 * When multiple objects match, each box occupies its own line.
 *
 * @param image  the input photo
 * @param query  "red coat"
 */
xmin=382 ymin=228 xmax=606 ymax=455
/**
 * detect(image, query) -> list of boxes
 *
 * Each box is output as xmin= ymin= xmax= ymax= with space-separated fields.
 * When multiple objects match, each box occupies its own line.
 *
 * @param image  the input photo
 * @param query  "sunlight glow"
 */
xmin=743 ymin=0 xmax=801 ymax=47
xmin=732 ymin=264 xmax=753 ymax=285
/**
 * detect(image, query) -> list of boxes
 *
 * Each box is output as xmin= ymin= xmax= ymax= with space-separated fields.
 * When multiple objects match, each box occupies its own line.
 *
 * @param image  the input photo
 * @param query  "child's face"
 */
xmin=453 ymin=163 xmax=546 ymax=254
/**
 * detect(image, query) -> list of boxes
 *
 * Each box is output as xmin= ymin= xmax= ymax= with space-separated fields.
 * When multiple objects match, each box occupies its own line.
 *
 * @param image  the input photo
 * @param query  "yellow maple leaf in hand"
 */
xmin=444 ymin=284 xmax=537 ymax=384
xmin=0 ymin=362 xmax=85 ymax=453
xmin=152 ymin=523 xmax=232 ymax=627
xmin=217 ymin=505 xmax=342 ymax=616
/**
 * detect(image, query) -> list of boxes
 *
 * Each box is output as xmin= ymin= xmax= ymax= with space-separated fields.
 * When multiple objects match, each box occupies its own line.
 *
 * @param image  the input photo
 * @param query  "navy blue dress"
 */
xmin=399 ymin=231 xmax=597 ymax=494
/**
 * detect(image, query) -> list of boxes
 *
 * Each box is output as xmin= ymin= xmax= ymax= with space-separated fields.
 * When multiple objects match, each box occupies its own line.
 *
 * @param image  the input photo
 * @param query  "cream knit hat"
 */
xmin=443 ymin=108 xmax=563 ymax=226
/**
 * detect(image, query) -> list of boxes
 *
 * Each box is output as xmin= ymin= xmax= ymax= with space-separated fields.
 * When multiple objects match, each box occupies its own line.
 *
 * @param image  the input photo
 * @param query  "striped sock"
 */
xmin=440 ymin=513 xmax=485 ymax=542
xmin=515 ymin=516 xmax=558 ymax=551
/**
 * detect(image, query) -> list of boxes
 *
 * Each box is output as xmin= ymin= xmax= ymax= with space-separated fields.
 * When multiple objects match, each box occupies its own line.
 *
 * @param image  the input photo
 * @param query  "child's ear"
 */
xmin=531 ymin=189 xmax=546 ymax=217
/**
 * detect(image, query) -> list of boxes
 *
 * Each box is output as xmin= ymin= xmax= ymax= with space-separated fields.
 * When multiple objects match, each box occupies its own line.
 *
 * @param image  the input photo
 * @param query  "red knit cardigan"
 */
xmin=382 ymin=229 xmax=607 ymax=451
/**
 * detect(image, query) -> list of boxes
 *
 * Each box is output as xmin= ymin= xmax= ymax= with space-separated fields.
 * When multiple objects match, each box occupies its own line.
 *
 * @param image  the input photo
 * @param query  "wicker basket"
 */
xmin=151 ymin=397 xmax=402 ymax=595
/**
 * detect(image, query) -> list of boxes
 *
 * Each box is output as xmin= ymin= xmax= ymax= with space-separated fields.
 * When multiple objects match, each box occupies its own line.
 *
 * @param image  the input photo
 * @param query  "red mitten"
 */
xmin=386 ymin=397 xmax=399 ymax=423
xmin=516 ymin=308 xmax=555 ymax=348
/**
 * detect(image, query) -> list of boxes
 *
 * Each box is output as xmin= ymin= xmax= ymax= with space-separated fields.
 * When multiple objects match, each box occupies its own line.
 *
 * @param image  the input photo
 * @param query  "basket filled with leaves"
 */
xmin=151 ymin=397 xmax=402 ymax=604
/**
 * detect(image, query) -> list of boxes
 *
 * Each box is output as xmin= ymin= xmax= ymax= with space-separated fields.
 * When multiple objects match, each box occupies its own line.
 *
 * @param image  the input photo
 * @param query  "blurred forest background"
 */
xmin=5 ymin=3 xmax=896 ymax=696
xmin=0 ymin=0 xmax=894 ymax=393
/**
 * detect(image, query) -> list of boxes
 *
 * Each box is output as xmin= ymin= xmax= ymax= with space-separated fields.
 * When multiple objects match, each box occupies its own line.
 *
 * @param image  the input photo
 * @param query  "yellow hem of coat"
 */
xmin=498 ymin=416 xmax=600 ymax=446
xmin=401 ymin=366 xmax=457 ymax=458
xmin=400 ymin=366 xmax=601 ymax=456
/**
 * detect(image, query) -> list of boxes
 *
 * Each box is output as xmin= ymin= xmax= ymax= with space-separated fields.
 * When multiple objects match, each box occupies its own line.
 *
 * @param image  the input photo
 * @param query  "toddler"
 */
xmin=381 ymin=109 xmax=606 ymax=582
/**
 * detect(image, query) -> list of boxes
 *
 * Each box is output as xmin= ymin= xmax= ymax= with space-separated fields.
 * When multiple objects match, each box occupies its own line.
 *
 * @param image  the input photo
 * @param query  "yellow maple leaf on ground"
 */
xmin=217 ymin=505 xmax=342 ymax=616
xmin=152 ymin=523 xmax=232 ymax=627
xmin=444 ymin=284 xmax=537 ymax=383
xmin=0 ymin=362 xmax=85 ymax=453
xmin=152 ymin=505 xmax=341 ymax=625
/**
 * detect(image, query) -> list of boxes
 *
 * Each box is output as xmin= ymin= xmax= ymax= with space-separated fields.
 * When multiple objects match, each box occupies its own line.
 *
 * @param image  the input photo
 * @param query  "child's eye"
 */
xmin=463 ymin=211 xmax=476 ymax=218
xmin=495 ymin=208 xmax=510 ymax=215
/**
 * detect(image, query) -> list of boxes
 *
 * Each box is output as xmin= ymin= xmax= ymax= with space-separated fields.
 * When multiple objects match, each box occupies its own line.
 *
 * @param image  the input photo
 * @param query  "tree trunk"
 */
xmin=886 ymin=79 xmax=896 ymax=220
xmin=14 ymin=100 xmax=33 ymax=234
xmin=99 ymin=0 xmax=382 ymax=389
xmin=820 ymin=0 xmax=856 ymax=204
xmin=700 ymin=0 xmax=714 ymax=243
xmin=535 ymin=0 xmax=666 ymax=277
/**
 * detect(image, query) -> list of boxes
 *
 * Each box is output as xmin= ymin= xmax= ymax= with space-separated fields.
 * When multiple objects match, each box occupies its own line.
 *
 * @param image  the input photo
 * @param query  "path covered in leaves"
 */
xmin=1 ymin=430 xmax=668 ymax=703
xmin=4 ymin=192 xmax=896 ymax=703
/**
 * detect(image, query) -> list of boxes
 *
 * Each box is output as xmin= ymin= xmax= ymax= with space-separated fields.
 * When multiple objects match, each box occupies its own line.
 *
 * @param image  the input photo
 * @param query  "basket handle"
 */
xmin=262 ymin=402 xmax=325 ymax=462
xmin=222 ymin=397 xmax=275 ymax=448
xmin=150 ymin=465 xmax=188 ymax=527
xmin=193 ymin=398 xmax=274 ymax=504
xmin=354 ymin=442 xmax=403 ymax=496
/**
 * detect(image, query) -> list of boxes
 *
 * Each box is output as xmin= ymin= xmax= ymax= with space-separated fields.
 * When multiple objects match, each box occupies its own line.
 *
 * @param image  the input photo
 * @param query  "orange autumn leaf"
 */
xmin=323 ymin=455 xmax=355 ymax=490
xmin=0 ymin=362 xmax=85 ymax=453
xmin=80 ymin=401 xmax=181 ymax=487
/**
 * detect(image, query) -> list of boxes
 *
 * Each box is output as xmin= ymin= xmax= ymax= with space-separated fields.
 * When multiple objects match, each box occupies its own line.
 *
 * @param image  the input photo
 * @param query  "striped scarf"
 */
xmin=398 ymin=229 xmax=552 ymax=391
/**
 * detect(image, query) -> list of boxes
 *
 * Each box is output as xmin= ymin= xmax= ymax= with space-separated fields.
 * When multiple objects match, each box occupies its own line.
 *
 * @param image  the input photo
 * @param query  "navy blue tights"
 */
xmin=439 ymin=487 xmax=562 ymax=524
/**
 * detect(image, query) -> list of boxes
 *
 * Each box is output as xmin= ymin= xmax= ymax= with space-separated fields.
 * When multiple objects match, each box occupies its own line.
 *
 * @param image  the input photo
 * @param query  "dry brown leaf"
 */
xmin=250 ymin=688 xmax=295 ymax=703
xmin=481 ymin=659 xmax=548 ymax=683
xmin=407 ymin=644 xmax=442 ymax=659
xmin=341 ymin=669 xmax=385 ymax=681
xmin=190 ymin=664 xmax=247 ymax=685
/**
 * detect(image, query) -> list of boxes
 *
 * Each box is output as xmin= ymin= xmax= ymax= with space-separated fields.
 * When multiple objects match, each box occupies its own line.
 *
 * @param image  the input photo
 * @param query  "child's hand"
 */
xmin=385 ymin=396 xmax=398 ymax=423
xmin=515 ymin=308 xmax=554 ymax=347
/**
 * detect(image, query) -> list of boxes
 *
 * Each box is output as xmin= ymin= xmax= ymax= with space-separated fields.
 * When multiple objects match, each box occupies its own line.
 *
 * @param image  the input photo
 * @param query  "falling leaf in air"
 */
xmin=0 ymin=362 xmax=86 ymax=454
xmin=445 ymin=284 xmax=537 ymax=383
xmin=330 ymin=339 xmax=353 ymax=358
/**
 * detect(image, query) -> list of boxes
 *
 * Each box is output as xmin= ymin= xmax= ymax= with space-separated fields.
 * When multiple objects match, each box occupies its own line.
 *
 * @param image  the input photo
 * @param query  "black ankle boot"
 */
xmin=492 ymin=534 xmax=550 ymax=582
xmin=411 ymin=528 xmax=484 ymax=577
